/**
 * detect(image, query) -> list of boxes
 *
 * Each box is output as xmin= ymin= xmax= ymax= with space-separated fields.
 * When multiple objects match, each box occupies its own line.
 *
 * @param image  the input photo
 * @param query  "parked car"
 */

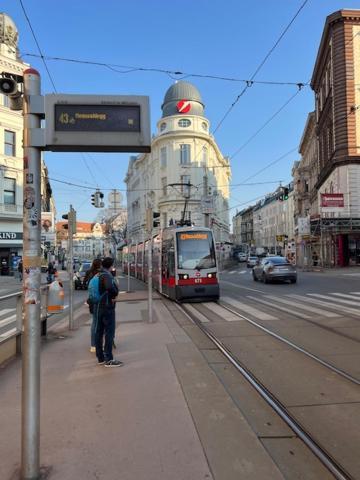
xmin=252 ymin=256 xmax=297 ymax=284
xmin=74 ymin=262 xmax=91 ymax=289
xmin=237 ymin=252 xmax=247 ymax=262
xmin=247 ymin=256 xmax=258 ymax=268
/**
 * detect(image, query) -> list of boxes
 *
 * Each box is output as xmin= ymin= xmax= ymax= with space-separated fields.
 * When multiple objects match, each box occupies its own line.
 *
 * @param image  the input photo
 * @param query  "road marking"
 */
xmin=331 ymin=293 xmax=360 ymax=301
xmin=0 ymin=315 xmax=16 ymax=328
xmin=287 ymin=294 xmax=360 ymax=317
xmin=222 ymin=296 xmax=278 ymax=320
xmin=308 ymin=293 xmax=360 ymax=307
xmin=342 ymin=273 xmax=360 ymax=276
xmin=220 ymin=280 xmax=265 ymax=294
xmin=184 ymin=304 xmax=210 ymax=323
xmin=264 ymin=295 xmax=339 ymax=318
xmin=204 ymin=302 xmax=244 ymax=321
xmin=228 ymin=271 xmax=236 ymax=274
xmin=0 ymin=308 xmax=15 ymax=318
xmin=246 ymin=296 xmax=311 ymax=319
xmin=0 ymin=327 xmax=17 ymax=339
xmin=350 ymin=292 xmax=360 ymax=295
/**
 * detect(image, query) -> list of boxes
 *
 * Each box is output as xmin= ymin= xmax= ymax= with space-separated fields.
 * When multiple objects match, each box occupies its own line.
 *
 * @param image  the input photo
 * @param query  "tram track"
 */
xmin=176 ymin=301 xmax=356 ymax=480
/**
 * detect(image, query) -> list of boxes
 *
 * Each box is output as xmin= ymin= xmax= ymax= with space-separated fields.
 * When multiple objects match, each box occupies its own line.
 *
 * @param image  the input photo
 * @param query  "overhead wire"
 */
xmin=212 ymin=0 xmax=310 ymax=134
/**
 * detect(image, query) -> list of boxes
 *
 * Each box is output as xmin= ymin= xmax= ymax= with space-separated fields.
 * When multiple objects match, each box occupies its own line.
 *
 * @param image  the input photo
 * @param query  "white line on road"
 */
xmin=204 ymin=302 xmax=244 ymax=321
xmin=246 ymin=296 xmax=312 ymax=319
xmin=287 ymin=294 xmax=360 ymax=317
xmin=184 ymin=304 xmax=210 ymax=323
xmin=331 ymin=292 xmax=360 ymax=301
xmin=308 ymin=293 xmax=360 ymax=307
xmin=0 ymin=315 xmax=16 ymax=328
xmin=350 ymin=292 xmax=360 ymax=295
xmin=264 ymin=295 xmax=339 ymax=318
xmin=0 ymin=308 xmax=15 ymax=318
xmin=222 ymin=296 xmax=278 ymax=320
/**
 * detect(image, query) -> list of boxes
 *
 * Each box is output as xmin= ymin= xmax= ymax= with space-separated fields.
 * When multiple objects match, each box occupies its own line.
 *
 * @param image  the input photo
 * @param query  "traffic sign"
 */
xmin=176 ymin=99 xmax=191 ymax=113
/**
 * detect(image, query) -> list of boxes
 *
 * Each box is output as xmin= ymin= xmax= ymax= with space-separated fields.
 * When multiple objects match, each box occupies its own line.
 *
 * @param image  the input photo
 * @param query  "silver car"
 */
xmin=252 ymin=256 xmax=297 ymax=284
xmin=247 ymin=256 xmax=258 ymax=268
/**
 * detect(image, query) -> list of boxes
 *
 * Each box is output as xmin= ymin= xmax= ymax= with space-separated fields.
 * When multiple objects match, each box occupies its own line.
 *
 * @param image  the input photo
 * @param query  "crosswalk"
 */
xmin=0 ymin=307 xmax=16 ymax=338
xmin=194 ymin=291 xmax=360 ymax=323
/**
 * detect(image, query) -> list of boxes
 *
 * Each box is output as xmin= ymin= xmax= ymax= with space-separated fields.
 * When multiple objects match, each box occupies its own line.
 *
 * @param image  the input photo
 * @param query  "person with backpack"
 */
xmin=88 ymin=257 xmax=122 ymax=368
xmin=85 ymin=258 xmax=102 ymax=353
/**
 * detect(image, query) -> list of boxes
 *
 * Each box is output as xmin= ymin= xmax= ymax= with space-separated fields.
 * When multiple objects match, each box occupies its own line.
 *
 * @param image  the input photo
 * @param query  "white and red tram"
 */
xmin=123 ymin=226 xmax=219 ymax=301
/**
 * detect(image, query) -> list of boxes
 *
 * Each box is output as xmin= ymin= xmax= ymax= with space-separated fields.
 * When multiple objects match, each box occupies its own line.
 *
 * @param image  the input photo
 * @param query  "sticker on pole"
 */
xmin=176 ymin=100 xmax=191 ymax=114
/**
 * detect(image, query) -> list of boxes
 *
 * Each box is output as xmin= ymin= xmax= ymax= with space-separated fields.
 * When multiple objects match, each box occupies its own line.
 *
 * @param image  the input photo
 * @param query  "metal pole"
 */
xmin=21 ymin=68 xmax=42 ymax=480
xmin=204 ymin=170 xmax=209 ymax=228
xmin=68 ymin=206 xmax=74 ymax=329
xmin=148 ymin=233 xmax=153 ymax=323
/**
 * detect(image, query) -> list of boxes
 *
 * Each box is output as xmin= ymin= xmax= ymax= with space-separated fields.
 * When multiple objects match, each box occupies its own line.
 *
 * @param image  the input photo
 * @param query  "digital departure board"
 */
xmin=44 ymin=94 xmax=151 ymax=153
xmin=54 ymin=104 xmax=141 ymax=132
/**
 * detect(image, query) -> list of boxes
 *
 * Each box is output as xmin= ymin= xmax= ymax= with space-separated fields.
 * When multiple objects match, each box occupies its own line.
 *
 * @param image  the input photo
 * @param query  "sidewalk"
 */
xmin=0 ymin=277 xmax=284 ymax=480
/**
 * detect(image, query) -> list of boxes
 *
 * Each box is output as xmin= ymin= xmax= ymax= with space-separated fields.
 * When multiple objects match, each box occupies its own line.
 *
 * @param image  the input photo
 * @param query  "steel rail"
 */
xmin=218 ymin=302 xmax=360 ymax=386
xmin=176 ymin=302 xmax=353 ymax=480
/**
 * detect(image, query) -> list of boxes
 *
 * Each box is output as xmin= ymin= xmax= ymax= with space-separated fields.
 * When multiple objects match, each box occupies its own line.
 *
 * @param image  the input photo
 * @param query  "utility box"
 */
xmin=47 ymin=280 xmax=65 ymax=314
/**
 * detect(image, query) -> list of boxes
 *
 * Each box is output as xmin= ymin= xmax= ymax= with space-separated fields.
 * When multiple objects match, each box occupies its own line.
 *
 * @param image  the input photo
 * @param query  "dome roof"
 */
xmin=161 ymin=81 xmax=205 ymax=118
xmin=0 ymin=13 xmax=19 ymax=48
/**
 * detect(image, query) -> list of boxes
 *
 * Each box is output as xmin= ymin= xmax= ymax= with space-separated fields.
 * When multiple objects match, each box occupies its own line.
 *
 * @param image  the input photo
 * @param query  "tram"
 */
xmin=123 ymin=226 xmax=219 ymax=301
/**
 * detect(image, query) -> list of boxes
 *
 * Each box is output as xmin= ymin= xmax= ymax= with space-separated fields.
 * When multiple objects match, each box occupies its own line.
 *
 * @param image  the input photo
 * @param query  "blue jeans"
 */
xmin=95 ymin=307 xmax=116 ymax=362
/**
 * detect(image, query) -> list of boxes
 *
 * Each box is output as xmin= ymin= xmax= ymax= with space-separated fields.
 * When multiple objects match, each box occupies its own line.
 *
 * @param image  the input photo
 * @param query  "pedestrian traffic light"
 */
xmin=153 ymin=212 xmax=160 ymax=228
xmin=283 ymin=188 xmax=289 ymax=200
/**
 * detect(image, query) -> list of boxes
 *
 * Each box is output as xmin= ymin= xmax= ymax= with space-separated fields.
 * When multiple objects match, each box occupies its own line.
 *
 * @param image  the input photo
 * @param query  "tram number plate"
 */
xmin=195 ymin=278 xmax=202 ymax=283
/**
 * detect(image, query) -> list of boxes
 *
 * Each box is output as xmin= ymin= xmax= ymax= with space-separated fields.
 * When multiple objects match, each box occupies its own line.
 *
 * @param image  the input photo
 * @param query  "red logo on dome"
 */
xmin=176 ymin=100 xmax=191 ymax=113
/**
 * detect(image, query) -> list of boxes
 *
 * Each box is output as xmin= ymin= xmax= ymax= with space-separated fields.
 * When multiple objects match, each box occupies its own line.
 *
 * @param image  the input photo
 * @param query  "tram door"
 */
xmin=162 ymin=238 xmax=175 ymax=298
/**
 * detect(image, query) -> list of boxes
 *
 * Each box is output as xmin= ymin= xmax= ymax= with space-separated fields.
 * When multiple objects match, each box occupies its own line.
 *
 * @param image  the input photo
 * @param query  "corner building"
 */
xmin=125 ymin=81 xmax=231 ymax=244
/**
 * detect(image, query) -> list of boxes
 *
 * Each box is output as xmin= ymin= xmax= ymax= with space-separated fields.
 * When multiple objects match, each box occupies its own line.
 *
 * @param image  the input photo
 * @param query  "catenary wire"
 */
xmin=18 ymin=0 xmax=57 ymax=93
xmin=212 ymin=0 xmax=310 ymax=134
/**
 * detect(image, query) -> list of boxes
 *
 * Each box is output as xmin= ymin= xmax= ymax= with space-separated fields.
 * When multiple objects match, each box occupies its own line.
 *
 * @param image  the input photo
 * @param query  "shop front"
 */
xmin=0 ymin=231 xmax=23 ymax=275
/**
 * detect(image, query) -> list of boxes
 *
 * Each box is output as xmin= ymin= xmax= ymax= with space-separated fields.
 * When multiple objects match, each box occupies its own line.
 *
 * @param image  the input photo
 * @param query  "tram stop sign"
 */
xmin=44 ymin=94 xmax=151 ymax=153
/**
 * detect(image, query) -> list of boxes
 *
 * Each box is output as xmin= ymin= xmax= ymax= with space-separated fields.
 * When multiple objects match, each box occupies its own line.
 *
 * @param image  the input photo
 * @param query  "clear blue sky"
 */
xmin=5 ymin=0 xmax=360 ymax=222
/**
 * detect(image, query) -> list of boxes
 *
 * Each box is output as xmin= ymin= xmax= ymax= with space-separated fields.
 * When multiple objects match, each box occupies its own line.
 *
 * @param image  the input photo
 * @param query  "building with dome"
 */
xmin=0 ymin=13 xmax=55 ymax=273
xmin=125 ymin=81 xmax=231 ymax=245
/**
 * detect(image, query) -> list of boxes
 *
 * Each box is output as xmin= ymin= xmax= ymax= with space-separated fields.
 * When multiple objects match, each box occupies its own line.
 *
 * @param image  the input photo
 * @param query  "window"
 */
xmin=160 ymin=122 xmax=166 ymax=132
xmin=180 ymin=144 xmax=190 ymax=165
xmin=160 ymin=147 xmax=167 ymax=168
xmin=4 ymin=177 xmax=16 ymax=205
xmin=178 ymin=119 xmax=191 ymax=128
xmin=2 ymin=95 xmax=9 ymax=108
xmin=161 ymin=177 xmax=167 ymax=196
xmin=202 ymin=146 xmax=207 ymax=165
xmin=4 ymin=130 xmax=15 ymax=156
xmin=202 ymin=122 xmax=208 ymax=131
xmin=181 ymin=175 xmax=191 ymax=196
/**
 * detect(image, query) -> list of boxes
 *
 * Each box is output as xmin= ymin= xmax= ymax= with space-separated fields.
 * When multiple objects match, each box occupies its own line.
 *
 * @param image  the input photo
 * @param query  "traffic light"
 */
xmin=62 ymin=213 xmax=69 ymax=229
xmin=153 ymin=212 xmax=160 ymax=228
xmin=283 ymin=188 xmax=289 ymax=201
xmin=91 ymin=190 xmax=104 ymax=208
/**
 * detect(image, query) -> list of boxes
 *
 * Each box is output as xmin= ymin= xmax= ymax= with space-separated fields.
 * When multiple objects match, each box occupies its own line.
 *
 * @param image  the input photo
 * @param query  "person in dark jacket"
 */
xmin=85 ymin=258 xmax=102 ymax=352
xmin=95 ymin=257 xmax=122 ymax=367
xmin=18 ymin=259 xmax=23 ymax=281
xmin=46 ymin=261 xmax=56 ymax=283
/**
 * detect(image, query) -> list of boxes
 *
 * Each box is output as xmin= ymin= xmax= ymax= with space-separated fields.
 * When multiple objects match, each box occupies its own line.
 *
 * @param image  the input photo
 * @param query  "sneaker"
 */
xmin=97 ymin=360 xmax=105 ymax=365
xmin=104 ymin=359 xmax=123 ymax=368
xmin=90 ymin=347 xmax=96 ymax=353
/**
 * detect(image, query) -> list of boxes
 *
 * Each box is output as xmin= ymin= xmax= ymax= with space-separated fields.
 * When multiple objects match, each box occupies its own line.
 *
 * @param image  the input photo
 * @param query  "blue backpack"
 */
xmin=88 ymin=273 xmax=105 ymax=304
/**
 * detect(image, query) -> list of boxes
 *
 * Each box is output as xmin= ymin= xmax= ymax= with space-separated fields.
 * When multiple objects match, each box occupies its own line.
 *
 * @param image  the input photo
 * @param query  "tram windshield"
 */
xmin=176 ymin=231 xmax=216 ymax=269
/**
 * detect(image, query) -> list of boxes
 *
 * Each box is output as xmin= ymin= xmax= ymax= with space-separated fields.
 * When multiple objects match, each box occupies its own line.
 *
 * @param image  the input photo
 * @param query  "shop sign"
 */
xmin=0 ymin=232 xmax=23 ymax=240
xmin=321 ymin=193 xmax=344 ymax=208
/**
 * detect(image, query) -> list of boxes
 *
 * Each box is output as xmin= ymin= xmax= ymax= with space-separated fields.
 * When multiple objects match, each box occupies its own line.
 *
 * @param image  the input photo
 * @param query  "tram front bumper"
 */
xmin=175 ymin=284 xmax=220 ymax=301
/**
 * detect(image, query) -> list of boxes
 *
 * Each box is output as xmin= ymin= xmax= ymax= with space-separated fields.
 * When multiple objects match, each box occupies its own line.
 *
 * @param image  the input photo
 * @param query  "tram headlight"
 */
xmin=179 ymin=274 xmax=189 ymax=280
xmin=207 ymin=273 xmax=216 ymax=278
